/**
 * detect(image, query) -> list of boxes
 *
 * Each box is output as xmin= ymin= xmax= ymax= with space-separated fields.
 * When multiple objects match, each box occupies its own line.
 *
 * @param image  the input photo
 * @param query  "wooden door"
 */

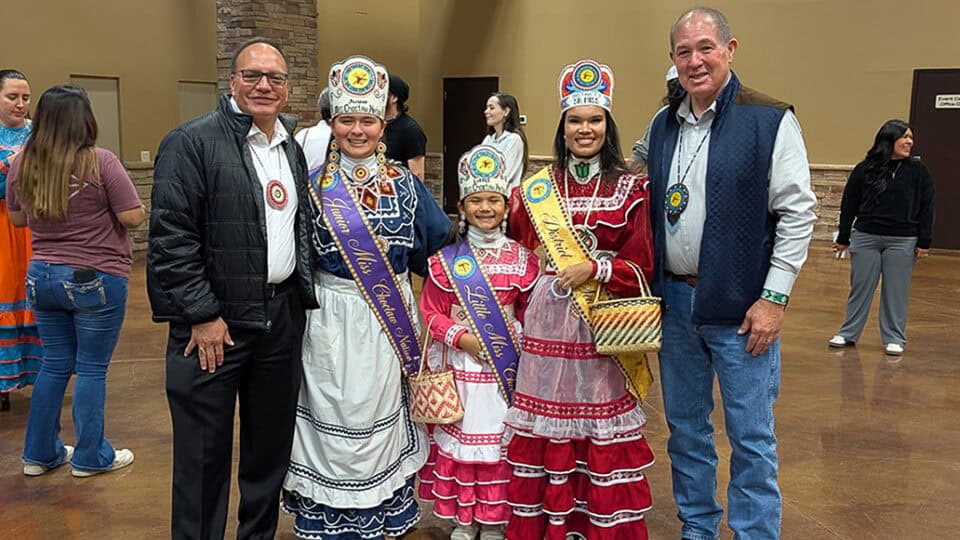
xmin=910 ymin=69 xmax=960 ymax=250
xmin=442 ymin=77 xmax=499 ymax=214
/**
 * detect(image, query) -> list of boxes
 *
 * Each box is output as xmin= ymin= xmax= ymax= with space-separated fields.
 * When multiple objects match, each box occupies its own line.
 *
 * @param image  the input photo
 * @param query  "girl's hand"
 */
xmin=556 ymin=261 xmax=595 ymax=290
xmin=457 ymin=333 xmax=485 ymax=363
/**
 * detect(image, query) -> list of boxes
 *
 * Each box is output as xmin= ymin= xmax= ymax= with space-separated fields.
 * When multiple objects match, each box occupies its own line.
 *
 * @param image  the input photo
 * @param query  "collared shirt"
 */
xmin=295 ymin=121 xmax=333 ymax=174
xmin=230 ymin=98 xmax=297 ymax=284
xmin=663 ymin=92 xmax=817 ymax=296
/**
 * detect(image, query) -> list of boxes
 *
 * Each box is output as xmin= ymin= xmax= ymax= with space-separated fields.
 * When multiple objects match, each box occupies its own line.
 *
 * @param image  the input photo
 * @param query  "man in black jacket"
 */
xmin=148 ymin=38 xmax=318 ymax=540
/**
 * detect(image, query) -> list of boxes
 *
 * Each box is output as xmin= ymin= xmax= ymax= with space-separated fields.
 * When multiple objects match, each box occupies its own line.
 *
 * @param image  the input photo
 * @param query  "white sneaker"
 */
xmin=885 ymin=343 xmax=904 ymax=356
xmin=450 ymin=524 xmax=479 ymax=540
xmin=23 ymin=445 xmax=74 ymax=476
xmin=828 ymin=335 xmax=852 ymax=348
xmin=72 ymin=448 xmax=135 ymax=477
xmin=479 ymin=527 xmax=506 ymax=540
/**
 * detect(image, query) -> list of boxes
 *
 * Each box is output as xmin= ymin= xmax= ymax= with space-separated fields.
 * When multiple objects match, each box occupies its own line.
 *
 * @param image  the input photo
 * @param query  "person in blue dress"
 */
xmin=0 ymin=69 xmax=42 ymax=411
xmin=282 ymin=55 xmax=452 ymax=540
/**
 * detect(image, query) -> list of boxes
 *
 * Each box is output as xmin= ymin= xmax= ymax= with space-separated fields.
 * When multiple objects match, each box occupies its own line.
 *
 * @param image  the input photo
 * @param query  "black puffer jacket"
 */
xmin=148 ymin=96 xmax=318 ymax=329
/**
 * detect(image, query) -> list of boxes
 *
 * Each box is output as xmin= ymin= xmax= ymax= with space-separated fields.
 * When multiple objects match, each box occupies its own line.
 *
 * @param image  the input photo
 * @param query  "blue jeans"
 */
xmin=658 ymin=278 xmax=782 ymax=540
xmin=22 ymin=261 xmax=128 ymax=472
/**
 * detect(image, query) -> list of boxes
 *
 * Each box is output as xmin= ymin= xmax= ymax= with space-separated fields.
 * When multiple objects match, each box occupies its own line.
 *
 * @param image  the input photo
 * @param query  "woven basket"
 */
xmin=590 ymin=261 xmax=662 ymax=354
xmin=408 ymin=321 xmax=464 ymax=425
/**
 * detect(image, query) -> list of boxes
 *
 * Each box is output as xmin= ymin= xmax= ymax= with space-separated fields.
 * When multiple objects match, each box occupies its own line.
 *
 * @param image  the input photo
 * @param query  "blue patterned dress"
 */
xmin=0 ymin=121 xmax=42 ymax=396
xmin=283 ymin=154 xmax=451 ymax=539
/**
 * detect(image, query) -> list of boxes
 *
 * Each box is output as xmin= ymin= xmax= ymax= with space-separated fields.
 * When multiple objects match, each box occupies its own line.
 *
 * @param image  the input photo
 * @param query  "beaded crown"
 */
xmin=558 ymin=59 xmax=614 ymax=112
xmin=458 ymin=145 xmax=510 ymax=200
xmin=328 ymin=55 xmax=389 ymax=119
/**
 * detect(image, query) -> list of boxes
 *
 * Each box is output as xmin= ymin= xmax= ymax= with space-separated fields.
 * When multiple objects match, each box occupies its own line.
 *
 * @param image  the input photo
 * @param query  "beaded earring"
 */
xmin=458 ymin=214 xmax=467 ymax=235
xmin=326 ymin=141 xmax=340 ymax=173
xmin=376 ymin=142 xmax=388 ymax=176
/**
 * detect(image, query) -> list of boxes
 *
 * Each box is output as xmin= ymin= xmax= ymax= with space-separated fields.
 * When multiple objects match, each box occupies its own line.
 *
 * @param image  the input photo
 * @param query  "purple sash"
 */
xmin=309 ymin=169 xmax=421 ymax=376
xmin=437 ymin=242 xmax=521 ymax=404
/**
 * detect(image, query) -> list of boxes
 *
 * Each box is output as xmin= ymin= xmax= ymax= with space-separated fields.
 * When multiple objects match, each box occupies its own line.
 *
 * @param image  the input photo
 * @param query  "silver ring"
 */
xmin=550 ymin=278 xmax=572 ymax=299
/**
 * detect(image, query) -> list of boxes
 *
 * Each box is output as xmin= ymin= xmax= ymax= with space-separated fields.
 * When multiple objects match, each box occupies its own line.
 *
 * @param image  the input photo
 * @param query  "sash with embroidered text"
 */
xmin=437 ymin=242 xmax=521 ymax=405
xmin=519 ymin=167 xmax=653 ymax=399
xmin=309 ymin=169 xmax=421 ymax=375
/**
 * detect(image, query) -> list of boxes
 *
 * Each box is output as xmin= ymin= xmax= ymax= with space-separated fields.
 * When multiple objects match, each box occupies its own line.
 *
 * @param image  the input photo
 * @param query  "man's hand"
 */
xmin=556 ymin=261 xmax=595 ymax=291
xmin=184 ymin=317 xmax=234 ymax=373
xmin=738 ymin=299 xmax=785 ymax=357
xmin=457 ymin=332 xmax=485 ymax=363
xmin=833 ymin=243 xmax=848 ymax=258
xmin=915 ymin=248 xmax=930 ymax=260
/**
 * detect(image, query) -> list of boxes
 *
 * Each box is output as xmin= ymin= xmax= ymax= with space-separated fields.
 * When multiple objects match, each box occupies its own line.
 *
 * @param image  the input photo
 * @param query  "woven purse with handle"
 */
xmin=408 ymin=317 xmax=465 ymax=424
xmin=590 ymin=260 xmax=662 ymax=354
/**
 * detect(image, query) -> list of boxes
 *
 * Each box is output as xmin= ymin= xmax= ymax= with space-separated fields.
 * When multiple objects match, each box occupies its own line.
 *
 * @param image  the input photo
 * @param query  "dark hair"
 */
xmin=230 ymin=37 xmax=288 ymax=73
xmin=317 ymin=88 xmax=331 ymax=121
xmin=0 ymin=69 xmax=28 ymax=87
xmin=670 ymin=7 xmax=734 ymax=50
xmin=486 ymin=93 xmax=529 ymax=175
xmin=662 ymin=78 xmax=685 ymax=108
xmin=552 ymin=108 xmax=627 ymax=178
xmin=388 ymin=74 xmax=410 ymax=114
xmin=861 ymin=119 xmax=911 ymax=207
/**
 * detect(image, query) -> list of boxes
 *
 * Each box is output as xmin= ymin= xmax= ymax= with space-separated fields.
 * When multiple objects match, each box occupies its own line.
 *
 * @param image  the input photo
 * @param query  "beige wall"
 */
xmin=316 ymin=1 xmax=420 ymax=106
xmin=15 ymin=1 xmax=958 ymax=164
xmin=322 ymin=0 xmax=960 ymax=165
xmin=9 ymin=0 xmax=216 ymax=162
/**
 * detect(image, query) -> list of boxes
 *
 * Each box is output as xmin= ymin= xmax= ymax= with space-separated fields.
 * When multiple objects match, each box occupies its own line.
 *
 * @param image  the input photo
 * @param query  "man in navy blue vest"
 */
xmin=647 ymin=7 xmax=817 ymax=539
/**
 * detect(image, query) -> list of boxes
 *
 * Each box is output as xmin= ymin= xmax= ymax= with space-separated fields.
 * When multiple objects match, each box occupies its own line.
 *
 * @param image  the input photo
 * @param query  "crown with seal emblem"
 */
xmin=558 ymin=59 xmax=615 ymax=112
xmin=328 ymin=55 xmax=389 ymax=119
xmin=458 ymin=144 xmax=510 ymax=200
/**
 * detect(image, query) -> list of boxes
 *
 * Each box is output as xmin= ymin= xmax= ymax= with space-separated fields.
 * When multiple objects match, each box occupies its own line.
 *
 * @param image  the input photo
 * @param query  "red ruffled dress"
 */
xmin=503 ymin=167 xmax=656 ymax=540
xmin=417 ymin=237 xmax=540 ymax=527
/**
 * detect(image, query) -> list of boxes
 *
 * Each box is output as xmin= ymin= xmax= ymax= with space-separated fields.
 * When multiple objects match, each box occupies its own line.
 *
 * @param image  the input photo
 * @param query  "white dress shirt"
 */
xmin=230 ymin=98 xmax=297 ymax=284
xmin=663 ymin=93 xmax=817 ymax=296
xmin=296 ymin=121 xmax=333 ymax=175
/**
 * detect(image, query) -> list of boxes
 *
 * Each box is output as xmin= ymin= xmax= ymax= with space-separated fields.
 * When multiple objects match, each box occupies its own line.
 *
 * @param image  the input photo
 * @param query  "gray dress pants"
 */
xmin=837 ymin=229 xmax=917 ymax=346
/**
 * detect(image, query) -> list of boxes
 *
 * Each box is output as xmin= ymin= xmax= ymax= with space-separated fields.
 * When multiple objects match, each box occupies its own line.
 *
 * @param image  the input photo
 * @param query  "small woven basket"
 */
xmin=590 ymin=261 xmax=662 ymax=354
xmin=407 ymin=319 xmax=464 ymax=424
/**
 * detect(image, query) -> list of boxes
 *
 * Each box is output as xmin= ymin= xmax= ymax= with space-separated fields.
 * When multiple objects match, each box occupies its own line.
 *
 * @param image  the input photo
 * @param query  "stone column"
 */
xmin=217 ymin=0 xmax=319 ymax=126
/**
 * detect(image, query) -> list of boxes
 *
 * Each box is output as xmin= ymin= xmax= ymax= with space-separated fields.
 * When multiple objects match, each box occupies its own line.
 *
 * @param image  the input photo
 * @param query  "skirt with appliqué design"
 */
xmin=282 ymin=272 xmax=428 ymax=539
xmin=416 ymin=320 xmax=523 ymax=526
xmin=502 ymin=276 xmax=654 ymax=540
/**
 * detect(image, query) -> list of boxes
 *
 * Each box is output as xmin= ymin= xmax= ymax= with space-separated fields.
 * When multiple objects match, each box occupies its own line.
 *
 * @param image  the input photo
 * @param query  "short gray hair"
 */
xmin=670 ymin=7 xmax=733 ymax=50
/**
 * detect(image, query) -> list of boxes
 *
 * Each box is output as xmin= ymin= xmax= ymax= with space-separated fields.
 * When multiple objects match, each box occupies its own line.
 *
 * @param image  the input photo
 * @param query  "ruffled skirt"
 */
xmin=283 ymin=272 xmax=427 ymax=539
xmin=416 ymin=323 xmax=520 ymax=526
xmin=0 ymin=202 xmax=41 ymax=393
xmin=502 ymin=276 xmax=654 ymax=539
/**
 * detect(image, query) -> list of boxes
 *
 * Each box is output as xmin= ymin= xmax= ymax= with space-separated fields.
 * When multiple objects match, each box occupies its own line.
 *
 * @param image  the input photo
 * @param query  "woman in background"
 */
xmin=482 ymin=93 xmax=528 ymax=192
xmin=9 ymin=85 xmax=144 ymax=476
xmin=829 ymin=119 xmax=935 ymax=356
xmin=0 ymin=69 xmax=42 ymax=411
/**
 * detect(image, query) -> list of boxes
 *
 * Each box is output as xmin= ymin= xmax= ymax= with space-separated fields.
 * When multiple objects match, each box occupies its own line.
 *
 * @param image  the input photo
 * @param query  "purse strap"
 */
xmin=417 ymin=315 xmax=438 ymax=376
xmin=592 ymin=259 xmax=653 ymax=303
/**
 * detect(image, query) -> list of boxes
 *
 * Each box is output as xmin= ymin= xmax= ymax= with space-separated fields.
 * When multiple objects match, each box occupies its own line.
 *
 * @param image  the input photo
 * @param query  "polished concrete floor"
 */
xmin=1 ymin=243 xmax=958 ymax=539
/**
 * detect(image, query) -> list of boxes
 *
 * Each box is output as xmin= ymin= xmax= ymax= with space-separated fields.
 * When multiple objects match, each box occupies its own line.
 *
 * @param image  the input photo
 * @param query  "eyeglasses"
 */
xmin=235 ymin=70 xmax=289 ymax=87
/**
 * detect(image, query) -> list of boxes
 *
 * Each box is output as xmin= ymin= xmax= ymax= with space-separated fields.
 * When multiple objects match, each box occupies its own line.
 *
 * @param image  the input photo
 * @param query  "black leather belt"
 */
xmin=266 ymin=277 xmax=297 ymax=298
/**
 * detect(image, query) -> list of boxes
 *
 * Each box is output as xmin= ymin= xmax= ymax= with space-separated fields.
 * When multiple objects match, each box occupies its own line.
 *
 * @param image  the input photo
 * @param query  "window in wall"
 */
xmin=70 ymin=76 xmax=122 ymax=158
xmin=178 ymin=81 xmax=218 ymax=123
